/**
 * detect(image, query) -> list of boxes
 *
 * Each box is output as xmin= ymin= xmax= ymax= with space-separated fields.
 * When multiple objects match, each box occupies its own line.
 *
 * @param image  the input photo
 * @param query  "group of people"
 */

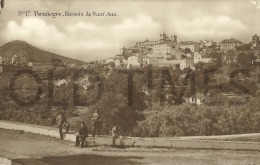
xmin=55 ymin=108 xmax=122 ymax=148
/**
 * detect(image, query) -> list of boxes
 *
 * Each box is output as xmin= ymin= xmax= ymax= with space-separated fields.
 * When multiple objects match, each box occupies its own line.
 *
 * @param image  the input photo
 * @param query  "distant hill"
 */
xmin=0 ymin=40 xmax=86 ymax=64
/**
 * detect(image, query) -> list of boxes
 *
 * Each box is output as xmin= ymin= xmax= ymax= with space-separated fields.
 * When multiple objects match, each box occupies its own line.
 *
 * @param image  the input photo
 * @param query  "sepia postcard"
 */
xmin=0 ymin=0 xmax=260 ymax=165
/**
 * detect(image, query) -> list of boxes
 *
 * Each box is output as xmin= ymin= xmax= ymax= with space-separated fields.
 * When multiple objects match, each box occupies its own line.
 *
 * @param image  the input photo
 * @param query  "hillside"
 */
xmin=0 ymin=40 xmax=86 ymax=64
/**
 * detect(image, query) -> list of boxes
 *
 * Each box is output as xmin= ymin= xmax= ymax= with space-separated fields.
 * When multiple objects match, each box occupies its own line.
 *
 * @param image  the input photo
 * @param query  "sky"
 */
xmin=0 ymin=0 xmax=260 ymax=62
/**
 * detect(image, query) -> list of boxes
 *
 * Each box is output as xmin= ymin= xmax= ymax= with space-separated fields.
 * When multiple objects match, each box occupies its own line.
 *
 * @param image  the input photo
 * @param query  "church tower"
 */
xmin=252 ymin=34 xmax=259 ymax=48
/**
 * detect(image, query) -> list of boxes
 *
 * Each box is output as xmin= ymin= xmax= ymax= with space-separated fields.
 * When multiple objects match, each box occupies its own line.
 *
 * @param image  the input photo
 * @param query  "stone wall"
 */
xmin=1 ymin=120 xmax=260 ymax=151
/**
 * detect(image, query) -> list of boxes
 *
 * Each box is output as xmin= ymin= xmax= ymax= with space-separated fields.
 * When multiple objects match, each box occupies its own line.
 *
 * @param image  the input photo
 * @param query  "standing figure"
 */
xmin=51 ymin=113 xmax=57 ymax=127
xmin=56 ymin=110 xmax=66 ymax=140
xmin=64 ymin=117 xmax=70 ymax=134
xmin=92 ymin=108 xmax=102 ymax=137
xmin=75 ymin=122 xmax=88 ymax=148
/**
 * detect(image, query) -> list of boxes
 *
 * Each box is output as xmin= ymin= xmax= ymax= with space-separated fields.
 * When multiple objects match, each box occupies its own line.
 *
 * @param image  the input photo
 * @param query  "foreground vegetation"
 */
xmin=0 ymin=61 xmax=260 ymax=137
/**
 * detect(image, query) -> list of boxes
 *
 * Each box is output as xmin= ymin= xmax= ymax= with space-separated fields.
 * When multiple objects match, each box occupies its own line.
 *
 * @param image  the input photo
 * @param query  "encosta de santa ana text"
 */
xmin=33 ymin=11 xmax=117 ymax=18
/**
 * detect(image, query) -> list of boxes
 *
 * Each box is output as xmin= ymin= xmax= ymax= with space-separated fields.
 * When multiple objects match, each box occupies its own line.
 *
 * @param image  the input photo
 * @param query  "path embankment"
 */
xmin=0 ymin=120 xmax=260 ymax=151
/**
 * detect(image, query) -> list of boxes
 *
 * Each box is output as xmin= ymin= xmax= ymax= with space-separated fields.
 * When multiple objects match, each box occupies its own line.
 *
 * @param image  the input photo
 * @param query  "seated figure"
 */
xmin=75 ymin=122 xmax=88 ymax=148
xmin=111 ymin=125 xmax=123 ymax=146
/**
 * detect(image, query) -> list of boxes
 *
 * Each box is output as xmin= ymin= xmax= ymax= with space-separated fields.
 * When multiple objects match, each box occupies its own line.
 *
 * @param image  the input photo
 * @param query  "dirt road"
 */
xmin=0 ymin=129 xmax=260 ymax=165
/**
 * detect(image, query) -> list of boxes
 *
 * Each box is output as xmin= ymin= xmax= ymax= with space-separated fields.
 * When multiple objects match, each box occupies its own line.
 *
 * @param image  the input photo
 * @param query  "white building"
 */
xmin=28 ymin=62 xmax=54 ymax=72
xmin=0 ymin=55 xmax=9 ymax=64
xmin=154 ymin=43 xmax=173 ymax=54
xmin=127 ymin=56 xmax=140 ymax=68
xmin=11 ymin=54 xmax=28 ymax=65
xmin=114 ymin=59 xmax=121 ymax=67
xmin=194 ymin=52 xmax=211 ymax=64
xmin=103 ymin=57 xmax=114 ymax=64
xmin=114 ymin=59 xmax=128 ymax=68
xmin=219 ymin=38 xmax=242 ymax=51
xmin=200 ymin=39 xmax=215 ymax=48
xmin=158 ymin=58 xmax=187 ymax=70
xmin=185 ymin=94 xmax=205 ymax=105
xmin=147 ymin=53 xmax=168 ymax=59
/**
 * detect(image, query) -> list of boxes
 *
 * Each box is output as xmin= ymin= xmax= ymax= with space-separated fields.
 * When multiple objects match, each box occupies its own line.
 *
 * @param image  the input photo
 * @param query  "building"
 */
xmin=136 ymin=54 xmax=149 ymax=65
xmin=200 ymin=39 xmax=216 ymax=48
xmin=147 ymin=55 xmax=194 ymax=70
xmin=121 ymin=46 xmax=152 ymax=56
xmin=154 ymin=43 xmax=172 ymax=54
xmin=186 ymin=57 xmax=194 ymax=68
xmin=28 ymin=62 xmax=54 ymax=72
xmin=250 ymin=34 xmax=260 ymax=49
xmin=66 ymin=63 xmax=76 ymax=68
xmin=103 ymin=57 xmax=114 ymax=64
xmin=194 ymin=52 xmax=202 ymax=64
xmin=127 ymin=56 xmax=140 ymax=68
xmin=0 ymin=65 xmax=30 ymax=73
xmin=158 ymin=58 xmax=187 ymax=70
xmin=135 ymin=31 xmax=178 ymax=48
xmin=194 ymin=52 xmax=211 ymax=64
xmin=219 ymin=38 xmax=242 ymax=51
xmin=153 ymin=43 xmax=180 ymax=56
xmin=201 ymin=47 xmax=213 ymax=55
xmin=147 ymin=53 xmax=168 ymax=59
xmin=147 ymin=58 xmax=187 ymax=70
xmin=114 ymin=59 xmax=121 ymax=67
xmin=185 ymin=94 xmax=205 ymax=105
xmin=224 ymin=53 xmax=238 ymax=65
xmin=0 ymin=54 xmax=28 ymax=65
xmin=179 ymin=41 xmax=200 ymax=52
xmin=11 ymin=54 xmax=28 ymax=65
xmin=114 ymin=59 xmax=128 ymax=68
xmin=0 ymin=55 xmax=10 ymax=64
xmin=252 ymin=34 xmax=260 ymax=48
xmin=148 ymin=41 xmax=184 ymax=61
xmin=147 ymin=57 xmax=160 ymax=67
xmin=136 ymin=39 xmax=161 ymax=48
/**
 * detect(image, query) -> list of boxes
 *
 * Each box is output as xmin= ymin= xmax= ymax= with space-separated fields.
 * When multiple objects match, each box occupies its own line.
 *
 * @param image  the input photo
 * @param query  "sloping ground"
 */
xmin=0 ymin=40 xmax=85 ymax=64
xmin=1 ymin=129 xmax=260 ymax=165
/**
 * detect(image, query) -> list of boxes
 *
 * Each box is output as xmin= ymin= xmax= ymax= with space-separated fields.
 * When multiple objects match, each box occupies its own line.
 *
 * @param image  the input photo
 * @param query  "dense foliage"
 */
xmin=134 ymin=98 xmax=260 ymax=137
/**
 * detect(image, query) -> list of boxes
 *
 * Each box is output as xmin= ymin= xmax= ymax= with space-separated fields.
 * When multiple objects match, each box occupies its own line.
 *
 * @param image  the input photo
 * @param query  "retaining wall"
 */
xmin=1 ymin=120 xmax=260 ymax=151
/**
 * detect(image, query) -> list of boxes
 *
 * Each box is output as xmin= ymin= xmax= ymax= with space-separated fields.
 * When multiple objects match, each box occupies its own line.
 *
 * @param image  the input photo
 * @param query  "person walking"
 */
xmin=75 ymin=122 xmax=88 ymax=148
xmin=92 ymin=108 xmax=102 ymax=137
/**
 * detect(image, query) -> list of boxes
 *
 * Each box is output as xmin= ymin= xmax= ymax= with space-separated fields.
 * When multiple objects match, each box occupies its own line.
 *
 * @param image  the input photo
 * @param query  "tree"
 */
xmin=51 ymin=57 xmax=62 ymax=66
xmin=235 ymin=44 xmax=250 ymax=51
xmin=108 ymin=62 xmax=115 ymax=68
xmin=209 ymin=51 xmax=222 ymax=66
xmin=80 ymin=70 xmax=147 ymax=135
xmin=184 ymin=48 xmax=191 ymax=54
xmin=225 ymin=50 xmax=236 ymax=65
xmin=237 ymin=52 xmax=256 ymax=66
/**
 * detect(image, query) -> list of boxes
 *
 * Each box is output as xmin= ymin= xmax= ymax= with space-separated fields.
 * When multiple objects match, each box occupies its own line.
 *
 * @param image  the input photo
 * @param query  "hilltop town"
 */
xmin=94 ymin=32 xmax=260 ymax=70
